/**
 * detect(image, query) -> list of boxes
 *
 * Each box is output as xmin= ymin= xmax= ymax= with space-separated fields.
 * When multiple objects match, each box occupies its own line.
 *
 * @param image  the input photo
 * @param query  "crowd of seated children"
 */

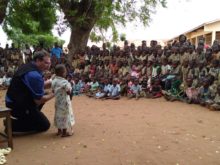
xmin=57 ymin=37 xmax=220 ymax=111
xmin=0 ymin=71 xmax=13 ymax=89
xmin=2 ymin=36 xmax=220 ymax=112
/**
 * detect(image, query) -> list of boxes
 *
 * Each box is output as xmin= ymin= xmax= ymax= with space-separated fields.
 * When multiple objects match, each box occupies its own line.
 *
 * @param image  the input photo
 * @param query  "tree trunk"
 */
xmin=67 ymin=25 xmax=93 ymax=63
xmin=58 ymin=0 xmax=103 ymax=64
xmin=0 ymin=0 xmax=8 ymax=24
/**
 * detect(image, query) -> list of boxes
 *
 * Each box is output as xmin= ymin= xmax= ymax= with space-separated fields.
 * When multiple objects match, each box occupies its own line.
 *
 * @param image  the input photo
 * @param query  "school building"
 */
xmin=166 ymin=19 xmax=220 ymax=46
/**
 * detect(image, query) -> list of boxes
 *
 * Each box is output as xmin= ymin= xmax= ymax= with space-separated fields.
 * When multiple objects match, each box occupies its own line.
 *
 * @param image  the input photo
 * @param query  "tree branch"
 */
xmin=0 ymin=0 xmax=9 ymax=24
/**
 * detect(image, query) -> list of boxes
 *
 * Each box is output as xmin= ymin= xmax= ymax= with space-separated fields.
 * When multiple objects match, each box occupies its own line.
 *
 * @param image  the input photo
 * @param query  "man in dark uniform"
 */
xmin=5 ymin=51 xmax=54 ymax=134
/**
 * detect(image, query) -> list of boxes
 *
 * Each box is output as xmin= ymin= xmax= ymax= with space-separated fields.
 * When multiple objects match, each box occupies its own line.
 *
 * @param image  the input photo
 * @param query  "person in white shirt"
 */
xmin=23 ymin=44 xmax=32 ymax=63
xmin=128 ymin=79 xmax=142 ymax=99
xmin=106 ymin=79 xmax=121 ymax=100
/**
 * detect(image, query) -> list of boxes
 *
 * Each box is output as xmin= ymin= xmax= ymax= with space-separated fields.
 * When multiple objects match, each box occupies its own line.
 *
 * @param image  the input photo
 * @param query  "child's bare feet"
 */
xmin=61 ymin=129 xmax=74 ymax=137
xmin=56 ymin=129 xmax=62 ymax=136
xmin=61 ymin=132 xmax=74 ymax=137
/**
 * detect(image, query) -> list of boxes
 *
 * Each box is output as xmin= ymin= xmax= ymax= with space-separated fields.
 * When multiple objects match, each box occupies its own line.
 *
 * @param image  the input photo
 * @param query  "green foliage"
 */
xmin=90 ymin=31 xmax=102 ymax=43
xmin=120 ymin=33 xmax=126 ymax=41
xmin=4 ymin=0 xmax=56 ymax=34
xmin=2 ymin=0 xmax=59 ymax=47
xmin=2 ymin=0 xmax=167 ymax=48
xmin=3 ymin=27 xmax=64 ymax=47
xmin=89 ymin=0 xmax=167 ymax=43
xmin=106 ymin=41 xmax=111 ymax=49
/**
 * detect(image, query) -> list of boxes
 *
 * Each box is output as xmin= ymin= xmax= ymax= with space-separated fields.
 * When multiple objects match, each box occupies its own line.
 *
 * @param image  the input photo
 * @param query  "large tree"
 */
xmin=1 ymin=0 xmax=166 ymax=62
xmin=58 ymin=0 xmax=166 ymax=62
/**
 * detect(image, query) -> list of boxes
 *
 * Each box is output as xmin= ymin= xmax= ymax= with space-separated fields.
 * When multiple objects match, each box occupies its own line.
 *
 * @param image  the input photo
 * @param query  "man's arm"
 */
xmin=44 ymin=74 xmax=56 ymax=89
xmin=34 ymin=92 xmax=54 ymax=105
xmin=23 ymin=71 xmax=54 ymax=105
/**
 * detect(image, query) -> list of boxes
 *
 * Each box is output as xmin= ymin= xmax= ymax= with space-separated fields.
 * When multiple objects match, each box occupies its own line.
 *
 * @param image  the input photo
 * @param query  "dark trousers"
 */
xmin=6 ymin=102 xmax=50 ymax=133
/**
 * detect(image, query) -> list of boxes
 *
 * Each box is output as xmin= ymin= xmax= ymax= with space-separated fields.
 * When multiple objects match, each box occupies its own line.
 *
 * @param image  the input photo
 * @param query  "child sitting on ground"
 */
xmin=198 ymin=77 xmax=211 ymax=106
xmin=52 ymin=64 xmax=75 ymax=137
xmin=120 ymin=78 xmax=128 ymax=96
xmin=86 ymin=77 xmax=99 ymax=97
xmin=208 ymin=85 xmax=220 ymax=111
xmin=95 ymin=79 xmax=111 ymax=99
xmin=140 ymin=77 xmax=148 ymax=97
xmin=94 ymin=86 xmax=105 ymax=99
xmin=106 ymin=79 xmax=121 ymax=100
xmin=72 ymin=77 xmax=83 ymax=96
xmin=128 ymin=79 xmax=142 ymax=99
xmin=2 ymin=71 xmax=13 ymax=88
xmin=184 ymin=77 xmax=199 ymax=104
xmin=163 ymin=75 xmax=183 ymax=101
xmin=148 ymin=78 xmax=162 ymax=98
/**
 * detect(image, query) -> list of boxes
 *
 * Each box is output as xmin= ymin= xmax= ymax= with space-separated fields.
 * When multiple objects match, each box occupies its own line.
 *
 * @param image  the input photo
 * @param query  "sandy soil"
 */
xmin=0 ymin=90 xmax=220 ymax=165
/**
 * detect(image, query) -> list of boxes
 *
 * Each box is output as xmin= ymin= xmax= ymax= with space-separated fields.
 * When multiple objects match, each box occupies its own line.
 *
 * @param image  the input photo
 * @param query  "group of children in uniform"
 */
xmin=59 ymin=38 xmax=220 ymax=111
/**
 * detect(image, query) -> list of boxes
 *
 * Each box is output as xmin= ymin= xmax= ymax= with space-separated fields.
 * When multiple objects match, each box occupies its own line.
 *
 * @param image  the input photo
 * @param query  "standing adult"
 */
xmin=51 ymin=42 xmax=63 ymax=63
xmin=23 ymin=44 xmax=33 ymax=63
xmin=5 ymin=51 xmax=54 ymax=133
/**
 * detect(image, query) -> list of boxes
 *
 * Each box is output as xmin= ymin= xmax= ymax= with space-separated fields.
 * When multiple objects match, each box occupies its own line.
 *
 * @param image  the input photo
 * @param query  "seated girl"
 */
xmin=163 ymin=75 xmax=183 ymax=101
xmin=184 ymin=77 xmax=199 ymax=104
xmin=95 ymin=79 xmax=112 ymax=99
xmin=148 ymin=78 xmax=162 ymax=98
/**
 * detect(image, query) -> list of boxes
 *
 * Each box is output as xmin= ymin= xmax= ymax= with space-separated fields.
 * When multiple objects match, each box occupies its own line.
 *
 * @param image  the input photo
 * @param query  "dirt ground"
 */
xmin=0 ymin=90 xmax=220 ymax=165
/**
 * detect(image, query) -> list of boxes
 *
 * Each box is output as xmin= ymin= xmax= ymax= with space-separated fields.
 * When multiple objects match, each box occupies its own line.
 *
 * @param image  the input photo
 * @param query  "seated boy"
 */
xmin=128 ymin=79 xmax=142 ymax=99
xmin=208 ymin=85 xmax=220 ymax=111
xmin=106 ymin=79 xmax=121 ymax=100
xmin=95 ymin=79 xmax=112 ymax=99
xmin=198 ymin=77 xmax=212 ymax=106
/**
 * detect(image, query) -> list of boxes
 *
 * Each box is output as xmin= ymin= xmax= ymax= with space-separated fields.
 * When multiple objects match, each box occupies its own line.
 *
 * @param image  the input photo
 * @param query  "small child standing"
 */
xmin=52 ymin=64 xmax=75 ymax=137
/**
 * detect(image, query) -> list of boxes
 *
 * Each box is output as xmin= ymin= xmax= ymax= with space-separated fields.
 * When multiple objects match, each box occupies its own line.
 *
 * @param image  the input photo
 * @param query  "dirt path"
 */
xmin=1 ymin=91 xmax=220 ymax=165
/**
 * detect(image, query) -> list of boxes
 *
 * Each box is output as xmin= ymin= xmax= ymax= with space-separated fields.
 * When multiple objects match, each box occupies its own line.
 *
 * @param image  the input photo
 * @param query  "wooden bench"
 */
xmin=0 ymin=108 xmax=13 ymax=149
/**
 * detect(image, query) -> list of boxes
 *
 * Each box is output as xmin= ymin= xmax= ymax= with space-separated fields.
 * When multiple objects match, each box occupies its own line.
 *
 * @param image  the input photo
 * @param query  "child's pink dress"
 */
xmin=131 ymin=65 xmax=139 ymax=78
xmin=186 ymin=87 xmax=198 ymax=100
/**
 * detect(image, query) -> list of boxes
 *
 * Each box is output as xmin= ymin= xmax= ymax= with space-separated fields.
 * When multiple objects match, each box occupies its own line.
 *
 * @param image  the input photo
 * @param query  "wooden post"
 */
xmin=212 ymin=31 xmax=216 ymax=45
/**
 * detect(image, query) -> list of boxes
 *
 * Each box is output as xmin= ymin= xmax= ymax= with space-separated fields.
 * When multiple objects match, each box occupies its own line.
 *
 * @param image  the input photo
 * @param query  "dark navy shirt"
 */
xmin=6 ymin=70 xmax=44 ymax=103
xmin=22 ymin=71 xmax=44 ymax=100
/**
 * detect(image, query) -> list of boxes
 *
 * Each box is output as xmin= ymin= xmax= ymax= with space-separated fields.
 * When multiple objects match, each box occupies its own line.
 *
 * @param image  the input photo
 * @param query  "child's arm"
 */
xmin=66 ymin=89 xmax=72 ymax=95
xmin=64 ymin=80 xmax=73 ymax=96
